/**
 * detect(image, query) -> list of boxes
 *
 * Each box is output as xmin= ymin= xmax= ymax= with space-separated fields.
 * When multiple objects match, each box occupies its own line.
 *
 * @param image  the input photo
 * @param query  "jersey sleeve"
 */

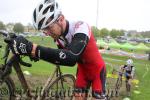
xmin=35 ymin=33 xmax=89 ymax=66
xmin=74 ymin=21 xmax=91 ymax=39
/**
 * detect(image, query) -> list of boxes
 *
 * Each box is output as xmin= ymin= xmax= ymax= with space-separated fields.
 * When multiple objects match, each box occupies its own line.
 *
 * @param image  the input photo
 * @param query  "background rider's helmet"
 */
xmin=126 ymin=59 xmax=133 ymax=65
xmin=32 ymin=0 xmax=61 ymax=30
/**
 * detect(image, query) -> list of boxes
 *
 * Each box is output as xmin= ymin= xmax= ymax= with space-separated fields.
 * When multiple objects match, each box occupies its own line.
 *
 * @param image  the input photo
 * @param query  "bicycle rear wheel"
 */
xmin=45 ymin=74 xmax=75 ymax=100
xmin=126 ymin=81 xmax=131 ymax=96
xmin=0 ymin=70 xmax=15 ymax=100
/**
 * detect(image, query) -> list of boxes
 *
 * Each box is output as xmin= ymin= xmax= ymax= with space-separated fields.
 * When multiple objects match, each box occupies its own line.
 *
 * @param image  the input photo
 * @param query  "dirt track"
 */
xmin=11 ymin=73 xmax=131 ymax=100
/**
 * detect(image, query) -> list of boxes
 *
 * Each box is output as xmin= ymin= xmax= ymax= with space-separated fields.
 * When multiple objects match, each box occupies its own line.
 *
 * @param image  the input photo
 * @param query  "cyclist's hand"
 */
xmin=5 ymin=36 xmax=33 ymax=56
xmin=119 ymin=71 xmax=123 ymax=76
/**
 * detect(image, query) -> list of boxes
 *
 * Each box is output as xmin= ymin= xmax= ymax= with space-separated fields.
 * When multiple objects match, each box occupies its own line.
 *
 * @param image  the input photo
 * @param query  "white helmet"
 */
xmin=126 ymin=59 xmax=133 ymax=65
xmin=32 ymin=0 xmax=61 ymax=30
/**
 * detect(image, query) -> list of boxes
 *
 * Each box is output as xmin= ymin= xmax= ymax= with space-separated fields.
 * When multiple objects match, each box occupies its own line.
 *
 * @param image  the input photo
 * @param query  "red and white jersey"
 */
xmin=56 ymin=20 xmax=105 ymax=71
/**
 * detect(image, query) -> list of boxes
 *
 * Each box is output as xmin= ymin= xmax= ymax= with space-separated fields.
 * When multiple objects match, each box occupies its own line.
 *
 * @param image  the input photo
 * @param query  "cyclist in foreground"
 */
xmin=6 ymin=0 xmax=106 ymax=99
xmin=120 ymin=59 xmax=135 ymax=96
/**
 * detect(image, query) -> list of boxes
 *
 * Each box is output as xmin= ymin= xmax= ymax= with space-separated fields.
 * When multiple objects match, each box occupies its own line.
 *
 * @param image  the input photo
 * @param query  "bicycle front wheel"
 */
xmin=115 ymin=77 xmax=122 ymax=96
xmin=46 ymin=74 xmax=75 ymax=100
xmin=0 ymin=70 xmax=15 ymax=100
xmin=116 ymin=77 xmax=122 ymax=89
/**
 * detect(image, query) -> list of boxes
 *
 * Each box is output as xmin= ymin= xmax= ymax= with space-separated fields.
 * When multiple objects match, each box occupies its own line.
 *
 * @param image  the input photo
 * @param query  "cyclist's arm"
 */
xmin=119 ymin=65 xmax=125 ymax=72
xmin=33 ymin=33 xmax=89 ymax=66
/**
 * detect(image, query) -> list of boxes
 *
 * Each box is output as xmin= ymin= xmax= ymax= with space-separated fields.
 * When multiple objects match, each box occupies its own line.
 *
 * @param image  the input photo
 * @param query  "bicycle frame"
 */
xmin=12 ymin=58 xmax=33 ymax=97
xmin=11 ymin=58 xmax=64 ymax=99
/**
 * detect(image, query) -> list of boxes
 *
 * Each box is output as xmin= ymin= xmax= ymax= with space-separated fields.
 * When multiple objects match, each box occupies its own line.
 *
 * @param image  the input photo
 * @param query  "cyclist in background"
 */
xmin=120 ymin=59 xmax=135 ymax=96
xmin=6 ymin=0 xmax=106 ymax=99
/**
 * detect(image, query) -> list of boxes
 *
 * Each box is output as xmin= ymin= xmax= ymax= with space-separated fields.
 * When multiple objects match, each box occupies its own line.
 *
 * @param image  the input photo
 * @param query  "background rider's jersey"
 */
xmin=123 ymin=65 xmax=135 ymax=78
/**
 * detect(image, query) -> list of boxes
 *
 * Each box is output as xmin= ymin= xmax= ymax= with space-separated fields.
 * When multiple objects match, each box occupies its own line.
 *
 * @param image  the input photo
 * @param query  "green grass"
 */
xmin=21 ymin=57 xmax=77 ymax=76
xmin=27 ymin=36 xmax=57 ymax=47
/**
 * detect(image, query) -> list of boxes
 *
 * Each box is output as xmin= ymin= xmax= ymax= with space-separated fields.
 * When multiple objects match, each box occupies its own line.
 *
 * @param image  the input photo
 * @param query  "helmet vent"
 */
xmin=38 ymin=17 xmax=45 ymax=29
xmin=50 ymin=14 xmax=54 ymax=20
xmin=56 ymin=3 xmax=58 ymax=8
xmin=44 ymin=0 xmax=52 ymax=3
xmin=44 ymin=0 xmax=48 ymax=3
xmin=39 ymin=4 xmax=43 ymax=12
xmin=43 ymin=6 xmax=50 ymax=14
xmin=50 ymin=5 xmax=54 ymax=12
xmin=33 ymin=10 xmax=36 ymax=22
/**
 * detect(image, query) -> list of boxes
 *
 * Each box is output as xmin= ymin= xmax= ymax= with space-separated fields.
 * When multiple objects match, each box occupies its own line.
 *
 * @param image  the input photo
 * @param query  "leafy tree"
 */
xmin=26 ymin=23 xmax=35 ymax=32
xmin=6 ymin=23 xmax=14 ymax=32
xmin=0 ymin=21 xmax=6 ymax=30
xmin=13 ymin=23 xmax=24 ymax=33
xmin=110 ymin=29 xmax=124 ymax=38
xmin=99 ymin=28 xmax=109 ymax=38
xmin=141 ymin=31 xmax=150 ymax=38
xmin=91 ymin=26 xmax=100 ymax=38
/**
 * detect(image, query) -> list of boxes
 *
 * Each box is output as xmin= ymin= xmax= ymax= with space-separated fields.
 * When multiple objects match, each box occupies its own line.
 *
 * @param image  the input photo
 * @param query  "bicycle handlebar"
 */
xmin=0 ymin=30 xmax=8 ymax=37
xmin=0 ymin=30 xmax=32 ymax=78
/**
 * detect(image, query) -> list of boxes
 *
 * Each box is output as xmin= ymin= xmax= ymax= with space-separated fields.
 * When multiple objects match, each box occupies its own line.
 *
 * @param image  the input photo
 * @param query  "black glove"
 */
xmin=5 ymin=36 xmax=33 ymax=56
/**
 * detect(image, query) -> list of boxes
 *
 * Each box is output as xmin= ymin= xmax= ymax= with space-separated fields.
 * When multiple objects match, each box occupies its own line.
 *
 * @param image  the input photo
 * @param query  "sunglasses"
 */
xmin=42 ymin=16 xmax=61 ymax=35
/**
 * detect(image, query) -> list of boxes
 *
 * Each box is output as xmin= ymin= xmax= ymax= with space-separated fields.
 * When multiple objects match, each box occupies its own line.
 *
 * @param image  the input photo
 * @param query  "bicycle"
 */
xmin=104 ymin=69 xmax=122 ymax=100
xmin=113 ymin=67 xmax=132 ymax=97
xmin=0 ymin=30 xmax=76 ymax=100
xmin=114 ymin=70 xmax=123 ymax=97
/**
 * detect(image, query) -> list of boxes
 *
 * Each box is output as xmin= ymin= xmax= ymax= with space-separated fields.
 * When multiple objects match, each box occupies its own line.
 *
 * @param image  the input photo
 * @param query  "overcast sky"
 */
xmin=0 ymin=0 xmax=149 ymax=31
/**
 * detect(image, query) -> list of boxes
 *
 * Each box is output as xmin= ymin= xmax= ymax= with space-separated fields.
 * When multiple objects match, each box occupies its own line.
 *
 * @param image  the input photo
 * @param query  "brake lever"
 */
xmin=12 ymin=55 xmax=32 ymax=67
xmin=18 ymin=56 xmax=32 ymax=67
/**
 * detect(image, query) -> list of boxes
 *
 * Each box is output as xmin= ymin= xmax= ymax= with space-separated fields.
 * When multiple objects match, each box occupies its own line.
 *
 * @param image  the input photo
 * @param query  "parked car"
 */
xmin=144 ymin=38 xmax=150 ymax=43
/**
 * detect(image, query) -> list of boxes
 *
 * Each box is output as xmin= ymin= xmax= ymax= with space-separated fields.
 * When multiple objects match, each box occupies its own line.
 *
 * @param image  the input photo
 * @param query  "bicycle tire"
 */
xmin=45 ymin=74 xmax=75 ymax=100
xmin=115 ymin=77 xmax=122 ymax=96
xmin=105 ymin=88 xmax=114 ymax=100
xmin=0 ymin=70 xmax=15 ymax=100
xmin=126 ymin=81 xmax=131 ymax=96
xmin=117 ymin=77 xmax=122 ymax=89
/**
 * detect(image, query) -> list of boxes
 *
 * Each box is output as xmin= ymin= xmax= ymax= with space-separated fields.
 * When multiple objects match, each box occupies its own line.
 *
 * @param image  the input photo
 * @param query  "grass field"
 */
xmin=0 ymin=36 xmax=150 ymax=100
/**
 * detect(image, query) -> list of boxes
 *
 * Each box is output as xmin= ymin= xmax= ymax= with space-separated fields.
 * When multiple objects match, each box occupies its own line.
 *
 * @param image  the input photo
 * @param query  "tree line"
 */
xmin=0 ymin=21 xmax=34 ymax=33
xmin=0 ymin=20 xmax=150 ymax=38
xmin=92 ymin=26 xmax=125 ymax=38
xmin=92 ymin=26 xmax=150 ymax=39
